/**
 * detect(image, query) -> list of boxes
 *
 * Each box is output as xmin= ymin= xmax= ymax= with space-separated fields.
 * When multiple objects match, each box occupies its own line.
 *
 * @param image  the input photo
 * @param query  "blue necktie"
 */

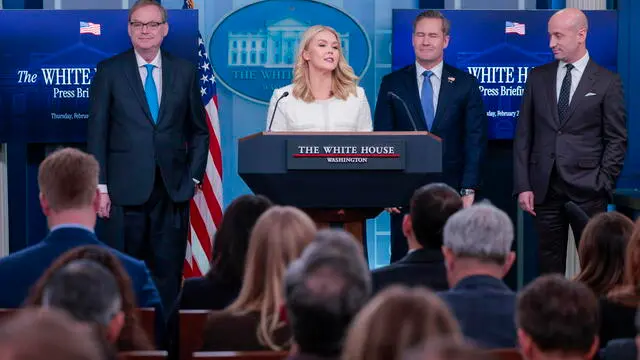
xmin=421 ymin=70 xmax=434 ymax=131
xmin=144 ymin=64 xmax=159 ymax=124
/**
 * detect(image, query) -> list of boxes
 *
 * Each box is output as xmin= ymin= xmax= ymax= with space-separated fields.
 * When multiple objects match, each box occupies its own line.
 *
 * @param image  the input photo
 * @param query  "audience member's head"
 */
xmin=608 ymin=218 xmax=640 ymax=303
xmin=405 ymin=183 xmax=462 ymax=251
xmin=402 ymin=338 xmax=497 ymax=360
xmin=574 ymin=212 xmax=632 ymax=296
xmin=40 ymin=259 xmax=123 ymax=347
xmin=516 ymin=274 xmax=599 ymax=360
xmin=207 ymin=194 xmax=273 ymax=286
xmin=25 ymin=245 xmax=153 ymax=351
xmin=37 ymin=148 xmax=100 ymax=228
xmin=341 ymin=285 xmax=462 ymax=360
xmin=442 ymin=203 xmax=515 ymax=287
xmin=225 ymin=206 xmax=316 ymax=350
xmin=285 ymin=229 xmax=371 ymax=357
xmin=0 ymin=308 xmax=107 ymax=360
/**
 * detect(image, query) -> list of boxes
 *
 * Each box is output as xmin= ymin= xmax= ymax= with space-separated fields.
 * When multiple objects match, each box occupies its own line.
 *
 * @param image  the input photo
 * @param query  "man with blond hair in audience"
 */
xmin=284 ymin=229 xmax=371 ymax=360
xmin=439 ymin=203 xmax=517 ymax=348
xmin=516 ymin=274 xmax=599 ymax=360
xmin=0 ymin=148 xmax=161 ymax=315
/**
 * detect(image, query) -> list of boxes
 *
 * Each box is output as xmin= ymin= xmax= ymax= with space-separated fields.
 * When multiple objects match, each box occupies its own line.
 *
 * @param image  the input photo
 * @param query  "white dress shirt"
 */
xmin=135 ymin=50 xmax=162 ymax=105
xmin=416 ymin=60 xmax=443 ymax=114
xmin=266 ymin=84 xmax=373 ymax=132
xmin=556 ymin=51 xmax=589 ymax=104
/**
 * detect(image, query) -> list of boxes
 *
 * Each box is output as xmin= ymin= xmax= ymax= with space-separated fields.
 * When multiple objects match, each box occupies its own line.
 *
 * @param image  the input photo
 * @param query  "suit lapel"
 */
xmin=157 ymin=51 xmax=176 ymax=125
xmin=431 ymin=64 xmax=454 ymax=134
xmin=124 ymin=50 xmax=154 ymax=125
xmin=544 ymin=62 xmax=560 ymax=126
xmin=561 ymin=59 xmax=598 ymax=127
xmin=402 ymin=65 xmax=428 ymax=131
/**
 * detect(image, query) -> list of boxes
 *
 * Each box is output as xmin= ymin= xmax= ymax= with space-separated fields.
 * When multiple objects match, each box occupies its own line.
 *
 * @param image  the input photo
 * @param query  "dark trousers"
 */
xmin=534 ymin=169 xmax=607 ymax=274
xmin=390 ymin=211 xmax=408 ymax=263
xmin=123 ymin=168 xmax=188 ymax=315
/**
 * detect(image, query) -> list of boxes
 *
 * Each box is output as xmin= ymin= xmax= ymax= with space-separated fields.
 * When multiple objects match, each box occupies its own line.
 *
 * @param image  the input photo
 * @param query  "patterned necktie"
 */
xmin=144 ymin=64 xmax=159 ymax=124
xmin=557 ymin=63 xmax=574 ymax=123
xmin=420 ymin=70 xmax=434 ymax=131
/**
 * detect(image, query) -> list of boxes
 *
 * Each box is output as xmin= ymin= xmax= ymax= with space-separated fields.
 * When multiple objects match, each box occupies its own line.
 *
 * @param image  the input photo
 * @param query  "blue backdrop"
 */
xmin=0 ymin=10 xmax=199 ymax=251
xmin=392 ymin=9 xmax=618 ymax=139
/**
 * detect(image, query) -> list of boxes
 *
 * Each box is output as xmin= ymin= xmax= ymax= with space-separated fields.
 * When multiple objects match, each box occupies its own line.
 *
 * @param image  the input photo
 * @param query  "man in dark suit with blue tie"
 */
xmin=374 ymin=10 xmax=487 ymax=262
xmin=0 ymin=148 xmax=161 ymax=313
xmin=87 ymin=0 xmax=209 ymax=311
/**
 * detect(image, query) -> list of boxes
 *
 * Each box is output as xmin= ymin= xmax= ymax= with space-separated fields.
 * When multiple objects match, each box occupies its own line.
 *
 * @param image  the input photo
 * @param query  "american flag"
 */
xmin=505 ymin=21 xmax=525 ymax=36
xmin=80 ymin=21 xmax=101 ymax=36
xmin=183 ymin=0 xmax=223 ymax=278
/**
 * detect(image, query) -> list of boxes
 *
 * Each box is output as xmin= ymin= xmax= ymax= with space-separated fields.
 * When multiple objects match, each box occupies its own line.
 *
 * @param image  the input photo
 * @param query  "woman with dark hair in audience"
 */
xmin=341 ymin=286 xmax=463 ymax=360
xmin=201 ymin=206 xmax=316 ymax=352
xmin=574 ymin=212 xmax=633 ymax=296
xmin=599 ymin=217 xmax=640 ymax=347
xmin=176 ymin=194 xmax=273 ymax=310
xmin=23 ymin=245 xmax=154 ymax=352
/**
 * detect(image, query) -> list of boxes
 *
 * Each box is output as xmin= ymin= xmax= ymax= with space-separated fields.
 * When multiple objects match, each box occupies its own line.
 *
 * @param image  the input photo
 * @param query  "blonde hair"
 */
xmin=292 ymin=25 xmax=358 ymax=103
xmin=225 ymin=206 xmax=316 ymax=350
xmin=38 ymin=148 xmax=99 ymax=211
xmin=341 ymin=286 xmax=462 ymax=360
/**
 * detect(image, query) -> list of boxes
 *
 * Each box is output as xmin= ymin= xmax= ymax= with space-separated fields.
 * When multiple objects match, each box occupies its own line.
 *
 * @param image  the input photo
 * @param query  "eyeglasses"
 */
xmin=129 ymin=21 xmax=165 ymax=31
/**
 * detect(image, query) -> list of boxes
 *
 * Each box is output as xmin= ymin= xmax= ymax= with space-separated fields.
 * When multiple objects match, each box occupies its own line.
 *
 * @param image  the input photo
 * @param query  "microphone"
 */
xmin=267 ymin=91 xmax=289 ymax=131
xmin=387 ymin=91 xmax=418 ymax=132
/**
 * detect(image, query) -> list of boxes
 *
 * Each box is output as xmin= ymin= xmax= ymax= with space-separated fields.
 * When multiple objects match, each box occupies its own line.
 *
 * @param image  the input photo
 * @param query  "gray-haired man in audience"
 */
xmin=439 ymin=203 xmax=517 ymax=349
xmin=284 ymin=229 xmax=372 ymax=360
xmin=41 ymin=259 xmax=125 ymax=346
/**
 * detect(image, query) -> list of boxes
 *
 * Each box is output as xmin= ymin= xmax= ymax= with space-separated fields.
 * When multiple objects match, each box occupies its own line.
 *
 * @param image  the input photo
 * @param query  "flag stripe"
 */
xmin=183 ymin=0 xmax=223 ymax=279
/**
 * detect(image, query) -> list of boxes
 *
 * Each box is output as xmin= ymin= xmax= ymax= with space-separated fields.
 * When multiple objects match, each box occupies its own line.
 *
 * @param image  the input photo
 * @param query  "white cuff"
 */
xmin=192 ymin=178 xmax=200 ymax=184
xmin=98 ymin=184 xmax=108 ymax=194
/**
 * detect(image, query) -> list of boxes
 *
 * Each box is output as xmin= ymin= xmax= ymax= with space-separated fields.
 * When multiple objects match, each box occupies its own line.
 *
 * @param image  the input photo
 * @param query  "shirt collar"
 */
xmin=49 ymin=223 xmax=95 ymax=234
xmin=135 ymin=49 xmax=162 ymax=69
xmin=416 ymin=60 xmax=444 ymax=80
xmin=559 ymin=51 xmax=589 ymax=74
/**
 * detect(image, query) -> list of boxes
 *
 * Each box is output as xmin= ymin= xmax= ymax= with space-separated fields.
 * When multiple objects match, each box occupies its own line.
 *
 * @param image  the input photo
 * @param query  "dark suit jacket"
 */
xmin=514 ymin=59 xmax=627 ymax=203
xmin=88 ymin=49 xmax=209 ymax=205
xmin=599 ymin=297 xmax=637 ymax=347
xmin=374 ymin=63 xmax=487 ymax=190
xmin=175 ymin=275 xmax=241 ymax=311
xmin=371 ymin=248 xmax=448 ymax=294
xmin=201 ymin=311 xmax=291 ymax=351
xmin=439 ymin=275 xmax=517 ymax=349
xmin=601 ymin=339 xmax=636 ymax=360
xmin=0 ymin=227 xmax=161 ymax=310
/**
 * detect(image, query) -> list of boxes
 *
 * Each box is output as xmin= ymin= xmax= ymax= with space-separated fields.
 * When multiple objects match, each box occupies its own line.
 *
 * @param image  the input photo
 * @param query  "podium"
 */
xmin=237 ymin=131 xmax=442 ymax=248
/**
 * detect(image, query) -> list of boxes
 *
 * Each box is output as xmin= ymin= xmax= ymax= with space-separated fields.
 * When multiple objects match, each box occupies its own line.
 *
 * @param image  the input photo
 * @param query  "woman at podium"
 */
xmin=266 ymin=25 xmax=372 ymax=132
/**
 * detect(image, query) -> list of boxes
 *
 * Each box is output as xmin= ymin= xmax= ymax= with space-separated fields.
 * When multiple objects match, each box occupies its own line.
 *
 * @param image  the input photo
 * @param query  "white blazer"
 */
xmin=266 ymin=84 xmax=373 ymax=132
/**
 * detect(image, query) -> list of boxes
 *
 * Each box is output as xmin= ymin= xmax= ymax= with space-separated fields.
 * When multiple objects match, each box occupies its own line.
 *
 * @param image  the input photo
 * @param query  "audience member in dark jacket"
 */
xmin=573 ymin=212 xmax=632 ymax=297
xmin=372 ymin=183 xmax=462 ymax=294
xmin=598 ymin=213 xmax=640 ymax=347
xmin=439 ymin=203 xmax=517 ymax=349
xmin=516 ymin=274 xmax=600 ymax=360
xmin=284 ymin=229 xmax=371 ymax=360
xmin=175 ymin=194 xmax=273 ymax=311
